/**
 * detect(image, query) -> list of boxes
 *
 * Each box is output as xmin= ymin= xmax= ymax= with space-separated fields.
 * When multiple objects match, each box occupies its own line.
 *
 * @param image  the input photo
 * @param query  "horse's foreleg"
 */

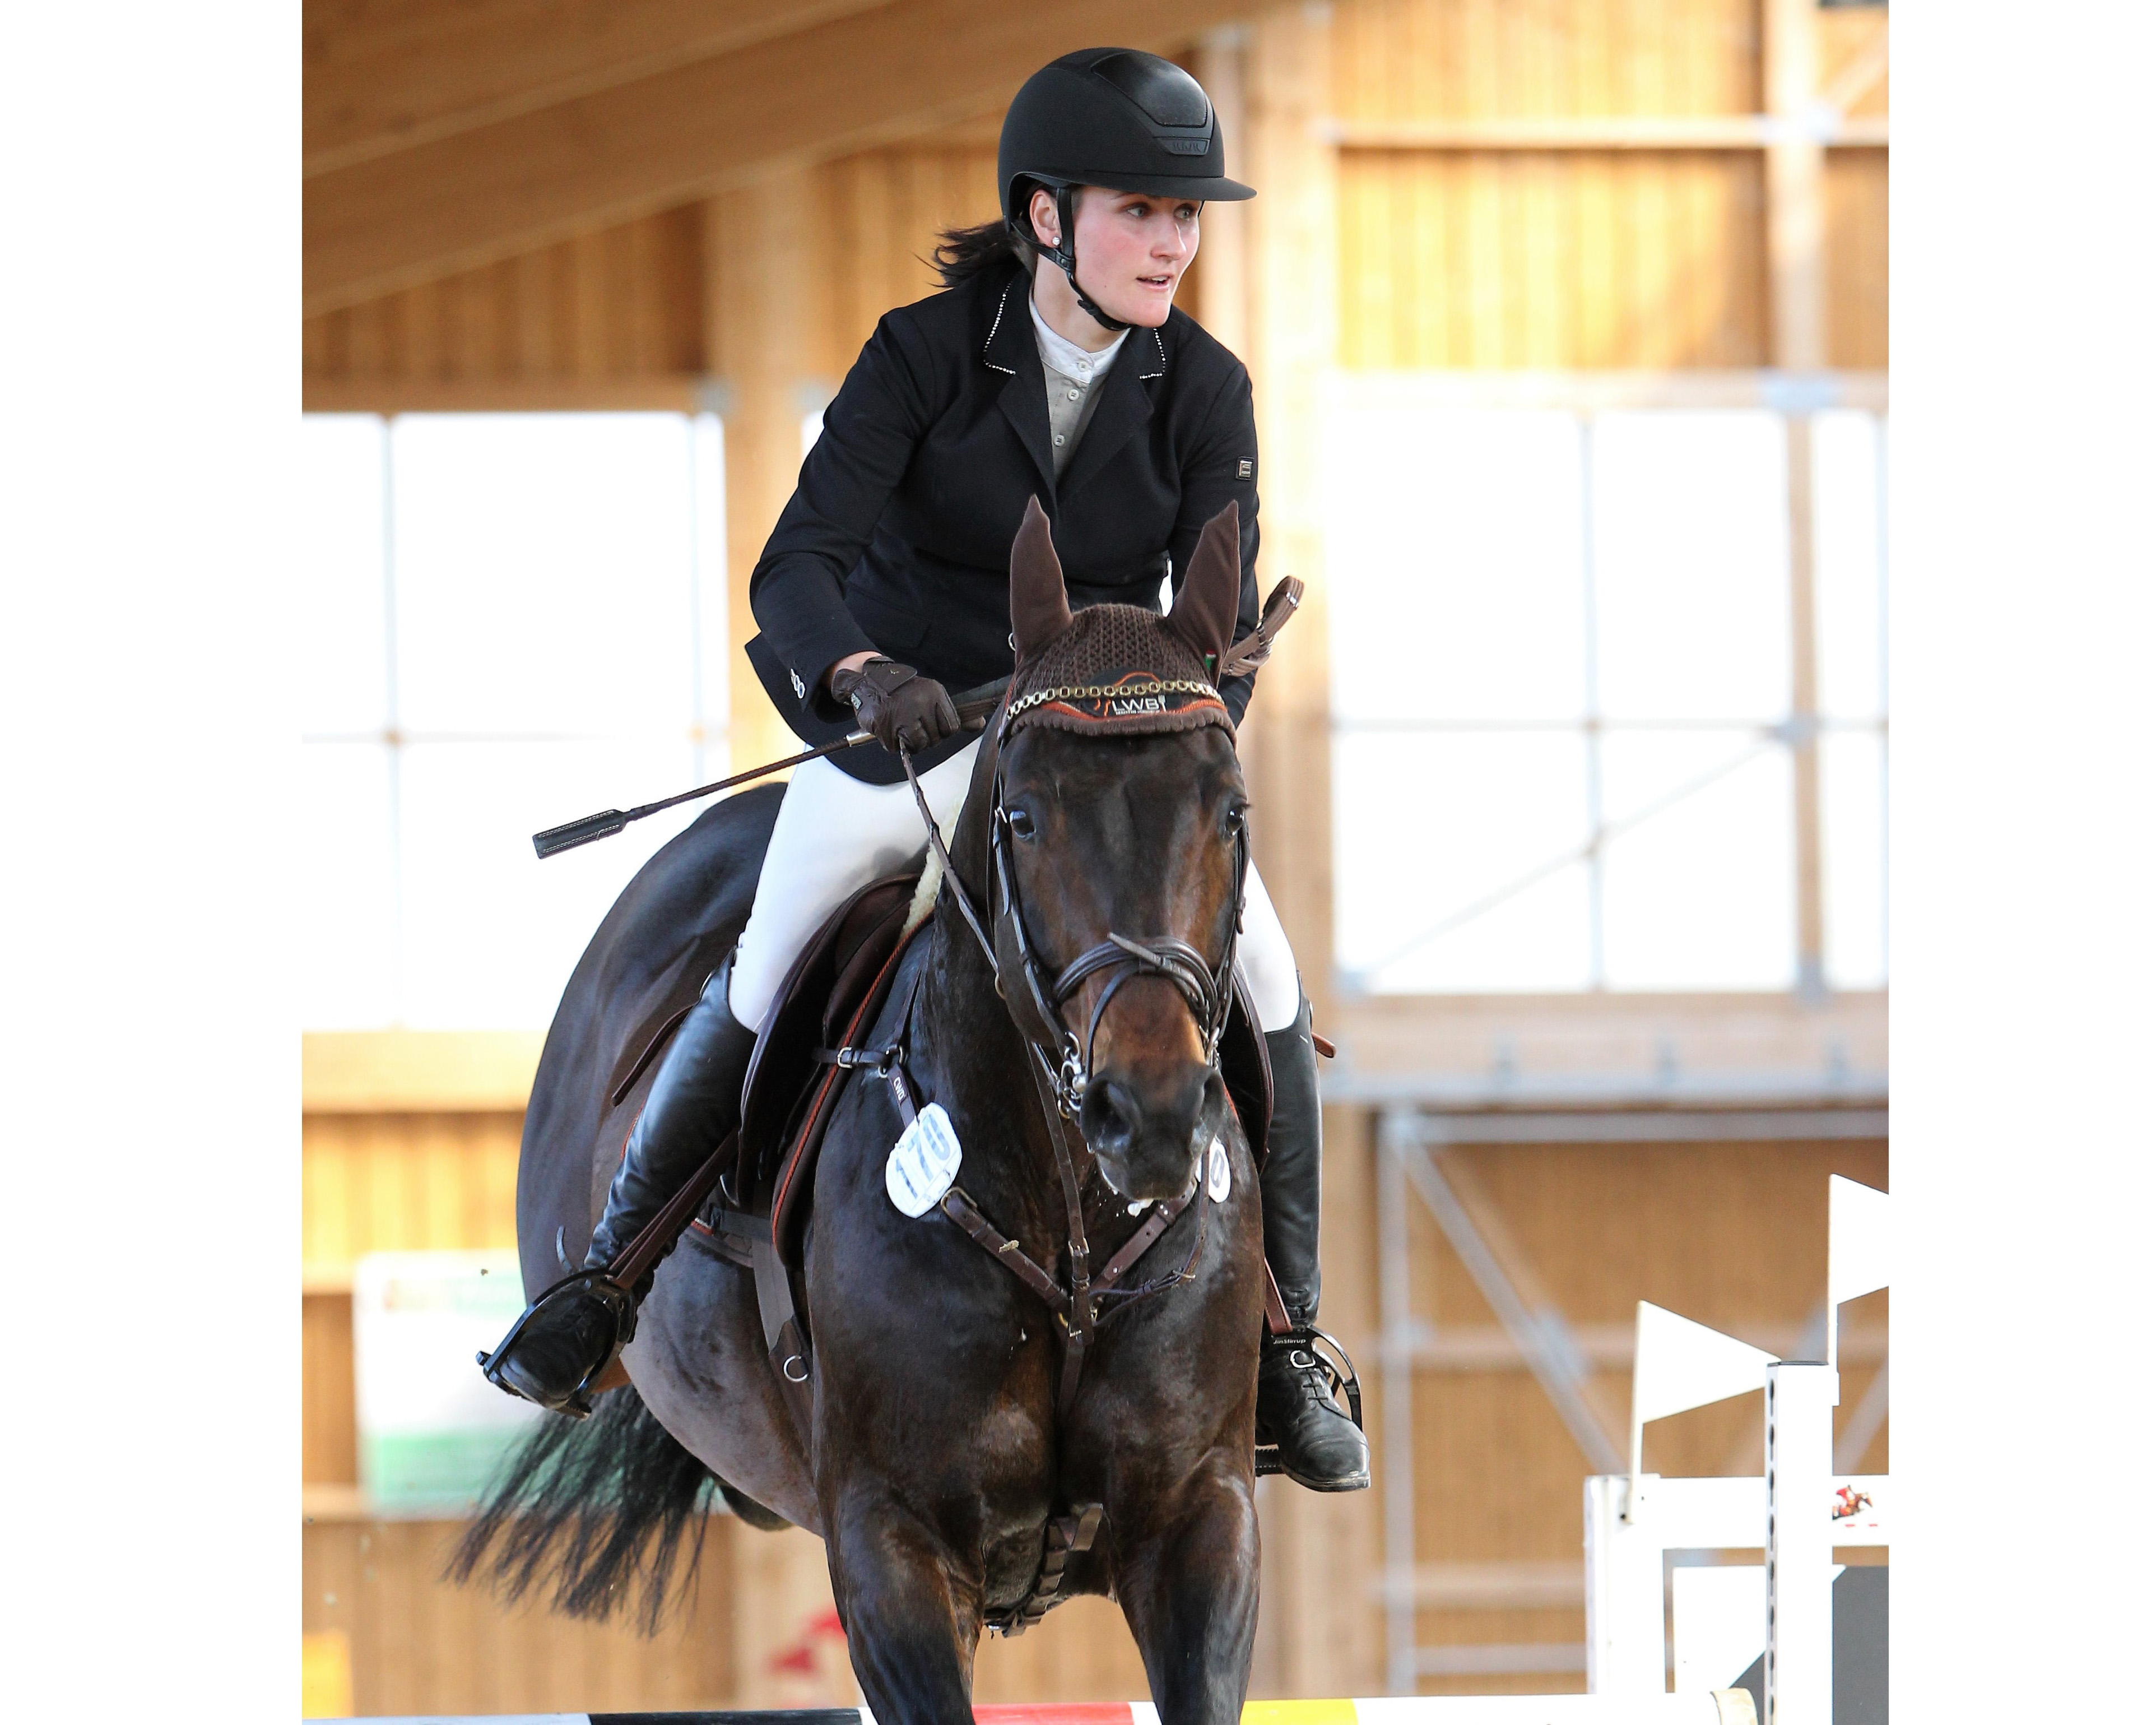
xmin=825 ymin=1487 xmax=979 ymax=1725
xmin=1114 ymin=1461 xmax=1261 ymax=1725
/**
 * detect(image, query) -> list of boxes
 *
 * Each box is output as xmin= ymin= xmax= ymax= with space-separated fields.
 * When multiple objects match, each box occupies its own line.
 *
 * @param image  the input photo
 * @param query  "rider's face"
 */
xmin=1031 ymin=188 xmax=1201 ymax=329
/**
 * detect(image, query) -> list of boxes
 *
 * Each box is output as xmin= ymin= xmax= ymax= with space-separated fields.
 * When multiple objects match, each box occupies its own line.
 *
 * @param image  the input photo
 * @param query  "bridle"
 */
xmin=905 ymin=692 xmax=1248 ymax=1131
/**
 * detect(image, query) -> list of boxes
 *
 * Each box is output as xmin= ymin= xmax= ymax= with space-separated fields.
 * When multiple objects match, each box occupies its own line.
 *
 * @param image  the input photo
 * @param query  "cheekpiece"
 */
xmin=1004 ymin=604 xmax=1232 ymax=741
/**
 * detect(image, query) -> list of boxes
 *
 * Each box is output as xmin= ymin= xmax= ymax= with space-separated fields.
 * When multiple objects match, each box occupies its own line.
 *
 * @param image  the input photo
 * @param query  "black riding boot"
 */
xmin=1255 ymin=992 xmax=1372 ymax=1492
xmin=482 ymin=960 xmax=759 ymax=1414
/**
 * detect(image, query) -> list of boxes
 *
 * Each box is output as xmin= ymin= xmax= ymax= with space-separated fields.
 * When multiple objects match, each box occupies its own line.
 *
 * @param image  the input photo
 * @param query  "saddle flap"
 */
xmin=769 ymin=922 xmax=929 ymax=1269
xmin=738 ymin=870 xmax=923 ymax=1187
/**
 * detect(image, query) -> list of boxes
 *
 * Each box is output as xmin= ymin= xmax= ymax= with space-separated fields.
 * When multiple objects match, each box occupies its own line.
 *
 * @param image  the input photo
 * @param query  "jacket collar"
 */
xmin=986 ymin=273 xmax=1057 ymax=494
xmin=982 ymin=267 xmax=1173 ymax=502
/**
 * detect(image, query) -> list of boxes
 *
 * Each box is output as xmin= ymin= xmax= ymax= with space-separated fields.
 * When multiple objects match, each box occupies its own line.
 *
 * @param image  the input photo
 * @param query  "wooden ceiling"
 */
xmin=304 ymin=0 xmax=1260 ymax=315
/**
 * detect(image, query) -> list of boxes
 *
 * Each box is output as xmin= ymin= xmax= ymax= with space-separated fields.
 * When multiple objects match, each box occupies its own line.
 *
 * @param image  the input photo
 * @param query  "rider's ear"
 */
xmin=1010 ymin=494 xmax=1073 ymax=664
xmin=1167 ymin=500 xmax=1241 ymax=675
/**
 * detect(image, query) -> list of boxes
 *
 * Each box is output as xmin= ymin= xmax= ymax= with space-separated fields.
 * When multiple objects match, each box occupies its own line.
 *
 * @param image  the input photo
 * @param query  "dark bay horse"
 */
xmin=457 ymin=503 xmax=1269 ymax=1723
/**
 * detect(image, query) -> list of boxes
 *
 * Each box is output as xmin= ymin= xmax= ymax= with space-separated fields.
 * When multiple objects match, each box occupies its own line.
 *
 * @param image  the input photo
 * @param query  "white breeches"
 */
xmin=727 ymin=738 xmax=1303 ymax=1036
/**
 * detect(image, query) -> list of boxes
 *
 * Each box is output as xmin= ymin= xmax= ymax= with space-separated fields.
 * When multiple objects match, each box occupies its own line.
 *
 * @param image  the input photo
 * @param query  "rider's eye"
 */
xmin=1008 ymin=808 xmax=1037 ymax=840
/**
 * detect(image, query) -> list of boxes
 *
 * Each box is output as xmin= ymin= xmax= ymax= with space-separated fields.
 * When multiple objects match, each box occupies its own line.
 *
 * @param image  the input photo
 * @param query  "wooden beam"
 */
xmin=301 ymin=376 xmax=704 ymax=414
xmin=1328 ymin=114 xmax=1889 ymax=151
xmin=304 ymin=0 xmax=891 ymax=174
xmin=304 ymin=0 xmax=1257 ymax=313
xmin=301 ymin=1030 xmax=543 ymax=1111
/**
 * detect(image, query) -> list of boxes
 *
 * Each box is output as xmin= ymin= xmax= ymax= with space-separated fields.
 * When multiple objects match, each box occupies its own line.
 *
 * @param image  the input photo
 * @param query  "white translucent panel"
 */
xmin=1821 ymin=731 xmax=1888 ymax=989
xmin=1599 ymin=732 xmax=1796 ymax=989
xmin=397 ymin=739 xmax=705 ymax=1028
xmin=1333 ymin=732 xmax=1592 ymax=992
xmin=298 ymin=414 xmax=390 ymax=736
xmin=296 ymin=741 xmax=398 ymax=1027
xmin=391 ymin=414 xmax=699 ymax=736
xmin=1592 ymin=412 xmax=1791 ymax=723
xmin=691 ymin=414 xmax=729 ymax=773
xmin=1325 ymin=407 xmax=1587 ymax=724
xmin=1813 ymin=411 xmax=1887 ymax=720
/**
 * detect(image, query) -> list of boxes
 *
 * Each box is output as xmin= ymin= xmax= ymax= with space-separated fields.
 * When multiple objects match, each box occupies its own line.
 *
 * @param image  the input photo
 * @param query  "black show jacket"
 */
xmin=744 ymin=261 xmax=1262 ymax=785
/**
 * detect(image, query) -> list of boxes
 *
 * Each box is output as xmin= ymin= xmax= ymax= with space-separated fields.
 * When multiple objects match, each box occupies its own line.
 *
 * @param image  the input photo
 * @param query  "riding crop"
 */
xmin=529 ymin=680 xmax=1010 ymax=859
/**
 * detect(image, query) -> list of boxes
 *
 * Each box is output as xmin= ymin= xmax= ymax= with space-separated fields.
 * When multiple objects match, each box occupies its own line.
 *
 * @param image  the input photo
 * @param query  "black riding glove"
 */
xmin=828 ymin=657 xmax=961 ymax=755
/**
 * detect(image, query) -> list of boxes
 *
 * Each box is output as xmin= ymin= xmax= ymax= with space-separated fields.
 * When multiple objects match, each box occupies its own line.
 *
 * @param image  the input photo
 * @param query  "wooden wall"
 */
xmin=304 ymin=1515 xmax=738 ymax=1717
xmin=1329 ymin=0 xmax=1885 ymax=369
xmin=1337 ymin=149 xmax=1769 ymax=368
xmin=303 ymin=206 xmax=707 ymax=390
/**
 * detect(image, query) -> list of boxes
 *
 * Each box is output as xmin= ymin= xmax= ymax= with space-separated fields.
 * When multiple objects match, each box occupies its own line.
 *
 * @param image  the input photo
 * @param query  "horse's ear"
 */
xmin=1167 ymin=500 xmax=1242 ymax=674
xmin=1009 ymin=494 xmax=1072 ymax=665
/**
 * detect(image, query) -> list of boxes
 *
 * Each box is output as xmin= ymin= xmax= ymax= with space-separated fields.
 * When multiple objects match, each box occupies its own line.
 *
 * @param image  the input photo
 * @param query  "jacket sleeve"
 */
xmin=747 ymin=312 xmax=940 ymax=719
xmin=1164 ymin=361 xmax=1264 ymax=727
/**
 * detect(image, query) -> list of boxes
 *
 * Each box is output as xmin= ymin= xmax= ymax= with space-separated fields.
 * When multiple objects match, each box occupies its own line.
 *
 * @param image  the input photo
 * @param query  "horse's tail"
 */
xmin=445 ymin=1384 xmax=717 ymax=1635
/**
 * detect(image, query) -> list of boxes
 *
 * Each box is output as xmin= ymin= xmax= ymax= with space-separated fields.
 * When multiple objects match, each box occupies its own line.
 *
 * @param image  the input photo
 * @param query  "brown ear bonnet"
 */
xmin=1004 ymin=497 xmax=1239 ymax=741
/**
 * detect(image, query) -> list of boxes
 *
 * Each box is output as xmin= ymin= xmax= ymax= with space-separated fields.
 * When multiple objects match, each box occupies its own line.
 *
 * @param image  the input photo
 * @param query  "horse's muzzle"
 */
xmin=1081 ymin=1063 xmax=1227 ymax=1200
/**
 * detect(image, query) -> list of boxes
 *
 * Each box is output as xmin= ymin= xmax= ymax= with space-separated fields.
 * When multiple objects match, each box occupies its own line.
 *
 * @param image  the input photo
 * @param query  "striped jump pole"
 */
xmin=320 ymin=1695 xmax=1759 ymax=1725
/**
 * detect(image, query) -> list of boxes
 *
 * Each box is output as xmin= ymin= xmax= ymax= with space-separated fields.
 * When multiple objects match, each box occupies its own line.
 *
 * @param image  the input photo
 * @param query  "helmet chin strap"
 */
xmin=1035 ymin=184 xmax=1132 ymax=334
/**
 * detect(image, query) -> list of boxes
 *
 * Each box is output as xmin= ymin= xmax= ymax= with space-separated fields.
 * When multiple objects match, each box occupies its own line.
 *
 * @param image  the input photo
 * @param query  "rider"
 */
xmin=485 ymin=47 xmax=1369 ymax=1494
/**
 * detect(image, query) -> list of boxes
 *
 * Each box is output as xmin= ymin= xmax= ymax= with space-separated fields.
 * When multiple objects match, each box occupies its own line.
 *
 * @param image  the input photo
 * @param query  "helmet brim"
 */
xmin=1038 ymin=170 xmax=1256 ymax=203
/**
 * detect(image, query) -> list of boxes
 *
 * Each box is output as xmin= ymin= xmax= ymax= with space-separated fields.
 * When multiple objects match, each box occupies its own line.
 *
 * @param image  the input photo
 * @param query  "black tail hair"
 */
xmin=446 ymin=1385 xmax=715 ymax=1636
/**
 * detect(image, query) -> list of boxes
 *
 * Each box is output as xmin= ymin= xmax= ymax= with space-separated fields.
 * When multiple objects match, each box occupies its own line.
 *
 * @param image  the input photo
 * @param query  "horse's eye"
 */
xmin=1225 ymin=804 xmax=1248 ymax=838
xmin=1007 ymin=807 xmax=1037 ymax=840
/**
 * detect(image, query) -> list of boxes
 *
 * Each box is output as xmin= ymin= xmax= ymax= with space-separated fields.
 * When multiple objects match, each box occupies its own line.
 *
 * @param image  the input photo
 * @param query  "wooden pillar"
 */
xmin=1244 ymin=4 xmax=1381 ymax=1701
xmin=707 ymin=169 xmax=830 ymax=776
xmin=704 ymin=170 xmax=852 ymax=1706
xmin=1766 ymin=0 xmax=1828 ymax=995
xmin=1196 ymin=27 xmax=1252 ymax=359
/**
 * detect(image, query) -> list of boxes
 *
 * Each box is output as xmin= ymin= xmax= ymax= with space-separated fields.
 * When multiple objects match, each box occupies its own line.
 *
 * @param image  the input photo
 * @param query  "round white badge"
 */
xmin=1207 ymin=1137 xmax=1232 ymax=1202
xmin=886 ymin=1102 xmax=963 ymax=1217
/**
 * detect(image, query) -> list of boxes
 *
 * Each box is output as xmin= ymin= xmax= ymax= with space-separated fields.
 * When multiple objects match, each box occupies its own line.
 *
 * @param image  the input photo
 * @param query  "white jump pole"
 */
xmin=1762 ymin=1361 xmax=1836 ymax=1725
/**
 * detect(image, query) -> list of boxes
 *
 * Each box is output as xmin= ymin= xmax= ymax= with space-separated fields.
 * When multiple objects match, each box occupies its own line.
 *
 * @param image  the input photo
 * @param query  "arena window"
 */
xmin=1326 ymin=386 xmax=1887 ymax=996
xmin=297 ymin=412 xmax=728 ymax=1029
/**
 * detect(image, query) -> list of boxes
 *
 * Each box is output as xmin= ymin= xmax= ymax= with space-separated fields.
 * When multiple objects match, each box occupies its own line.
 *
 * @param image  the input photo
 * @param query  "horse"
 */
xmin=454 ymin=499 xmax=1272 ymax=1724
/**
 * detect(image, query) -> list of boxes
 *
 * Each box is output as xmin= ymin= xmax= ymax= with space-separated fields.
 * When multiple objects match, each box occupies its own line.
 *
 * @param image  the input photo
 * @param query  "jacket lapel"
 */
xmin=1058 ymin=324 xmax=1166 ymax=501
xmin=984 ymin=276 xmax=1058 ymax=498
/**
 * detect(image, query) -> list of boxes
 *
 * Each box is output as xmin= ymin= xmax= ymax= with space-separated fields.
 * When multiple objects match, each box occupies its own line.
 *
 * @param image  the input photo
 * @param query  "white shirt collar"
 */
xmin=1028 ymin=291 xmax=1128 ymax=384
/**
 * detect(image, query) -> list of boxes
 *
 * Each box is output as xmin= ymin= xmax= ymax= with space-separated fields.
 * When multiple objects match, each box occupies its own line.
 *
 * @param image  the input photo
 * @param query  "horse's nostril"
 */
xmin=1080 ymin=1080 xmax=1141 ymax=1158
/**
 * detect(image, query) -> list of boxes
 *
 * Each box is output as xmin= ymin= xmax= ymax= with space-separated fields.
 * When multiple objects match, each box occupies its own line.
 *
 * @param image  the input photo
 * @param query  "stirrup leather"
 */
xmin=476 ymin=1267 xmax=635 ymax=1421
xmin=1254 ymin=1323 xmax=1364 ymax=1477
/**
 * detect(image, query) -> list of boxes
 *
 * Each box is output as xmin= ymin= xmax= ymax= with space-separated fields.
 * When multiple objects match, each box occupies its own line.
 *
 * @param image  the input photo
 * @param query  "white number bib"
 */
xmin=886 ymin=1102 xmax=964 ymax=1217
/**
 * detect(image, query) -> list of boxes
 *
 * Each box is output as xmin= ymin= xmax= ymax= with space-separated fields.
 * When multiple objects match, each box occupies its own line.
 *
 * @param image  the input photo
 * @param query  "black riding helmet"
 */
xmin=1000 ymin=48 xmax=1256 ymax=332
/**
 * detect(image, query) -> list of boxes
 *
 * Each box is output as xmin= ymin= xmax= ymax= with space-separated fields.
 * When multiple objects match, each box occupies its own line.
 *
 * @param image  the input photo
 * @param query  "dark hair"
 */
xmin=931 ymin=218 xmax=1024 ymax=288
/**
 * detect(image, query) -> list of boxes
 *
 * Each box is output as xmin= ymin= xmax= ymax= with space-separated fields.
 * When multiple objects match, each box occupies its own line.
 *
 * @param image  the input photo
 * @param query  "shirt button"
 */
xmin=1067 ymin=388 xmax=1081 ymax=401
xmin=1053 ymin=434 xmax=1066 ymax=446
xmin=1078 ymin=359 xmax=1091 ymax=370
